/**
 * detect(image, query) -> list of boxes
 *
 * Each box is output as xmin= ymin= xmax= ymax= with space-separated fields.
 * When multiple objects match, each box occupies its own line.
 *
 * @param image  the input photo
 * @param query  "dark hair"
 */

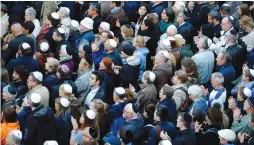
xmin=155 ymin=105 xmax=168 ymax=122
xmin=178 ymin=113 xmax=192 ymax=128
xmin=220 ymin=51 xmax=232 ymax=65
xmin=47 ymin=13 xmax=60 ymax=27
xmin=102 ymin=31 xmax=114 ymax=39
xmin=240 ymin=4 xmax=250 ymax=16
xmin=2 ymin=107 xmax=17 ymax=123
xmin=14 ymin=65 xmax=29 ymax=81
xmin=113 ymin=1 xmax=122 ymax=7
xmin=208 ymin=11 xmax=219 ymax=21
xmin=119 ymin=128 xmax=134 ymax=144
xmin=144 ymin=103 xmax=155 ymax=120
xmin=22 ymin=21 xmax=35 ymax=34
xmin=164 ymin=8 xmax=175 ymax=23
xmin=54 ymin=28 xmax=65 ymax=39
xmin=244 ymin=68 xmax=254 ymax=81
xmin=19 ymin=43 xmax=32 ymax=56
xmin=137 ymin=2 xmax=149 ymax=24
xmin=181 ymin=58 xmax=198 ymax=77
xmin=92 ymin=71 xmax=104 ymax=85
xmin=220 ymin=4 xmax=230 ymax=14
xmin=201 ymin=24 xmax=214 ymax=40
xmin=193 ymin=111 xmax=206 ymax=124
xmin=144 ymin=19 xmax=155 ymax=31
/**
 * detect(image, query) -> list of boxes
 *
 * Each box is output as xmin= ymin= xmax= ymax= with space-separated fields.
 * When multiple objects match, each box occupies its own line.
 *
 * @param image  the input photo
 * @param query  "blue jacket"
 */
xmin=157 ymin=98 xmax=177 ymax=125
xmin=91 ymin=43 xmax=107 ymax=70
xmin=149 ymin=2 xmax=164 ymax=19
xmin=173 ymin=129 xmax=196 ymax=145
xmin=177 ymin=22 xmax=196 ymax=45
xmin=188 ymin=98 xmax=207 ymax=116
xmin=247 ymin=48 xmax=254 ymax=69
xmin=107 ymin=101 xmax=127 ymax=123
xmin=216 ymin=64 xmax=236 ymax=84
xmin=76 ymin=30 xmax=95 ymax=48
xmin=231 ymin=80 xmax=254 ymax=96
xmin=110 ymin=117 xmax=126 ymax=136
xmin=55 ymin=112 xmax=72 ymax=145
xmin=133 ymin=47 xmax=149 ymax=80
xmin=43 ymin=72 xmax=58 ymax=91
xmin=106 ymin=51 xmax=123 ymax=66
xmin=6 ymin=56 xmax=39 ymax=74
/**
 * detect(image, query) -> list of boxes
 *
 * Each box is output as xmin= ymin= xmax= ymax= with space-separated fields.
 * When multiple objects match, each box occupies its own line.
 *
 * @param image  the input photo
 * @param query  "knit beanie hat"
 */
xmin=121 ymin=41 xmax=135 ymax=56
xmin=206 ymin=107 xmax=223 ymax=125
xmin=3 ymin=85 xmax=17 ymax=100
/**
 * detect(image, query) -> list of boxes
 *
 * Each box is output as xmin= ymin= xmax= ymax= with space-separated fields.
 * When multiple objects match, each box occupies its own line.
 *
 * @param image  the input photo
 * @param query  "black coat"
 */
xmin=24 ymin=106 xmax=56 ymax=145
xmin=241 ymin=132 xmax=254 ymax=145
xmin=195 ymin=124 xmax=222 ymax=145
xmin=12 ymin=80 xmax=28 ymax=106
xmin=92 ymin=15 xmax=102 ymax=34
xmin=177 ymin=22 xmax=197 ymax=45
xmin=45 ymin=26 xmax=57 ymax=54
xmin=107 ymin=101 xmax=126 ymax=123
xmin=157 ymin=98 xmax=177 ymax=125
xmin=3 ymin=34 xmax=34 ymax=64
xmin=173 ymin=129 xmax=196 ymax=145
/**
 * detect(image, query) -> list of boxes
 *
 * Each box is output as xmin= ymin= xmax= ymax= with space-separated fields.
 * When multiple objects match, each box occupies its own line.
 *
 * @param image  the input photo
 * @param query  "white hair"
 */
xmin=7 ymin=132 xmax=22 ymax=145
xmin=188 ymin=85 xmax=203 ymax=99
xmin=166 ymin=25 xmax=177 ymax=34
xmin=25 ymin=7 xmax=36 ymax=18
xmin=212 ymin=72 xmax=224 ymax=85
xmin=58 ymin=7 xmax=70 ymax=18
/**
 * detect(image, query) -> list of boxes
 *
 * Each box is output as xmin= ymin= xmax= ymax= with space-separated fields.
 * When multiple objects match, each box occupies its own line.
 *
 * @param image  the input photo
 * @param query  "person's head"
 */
xmin=211 ymin=72 xmax=224 ymax=88
xmin=221 ymin=16 xmax=234 ymax=31
xmin=166 ymin=25 xmax=177 ymax=37
xmin=167 ymin=51 xmax=176 ymax=66
xmin=225 ymin=29 xmax=238 ymax=45
xmin=54 ymin=97 xmax=70 ymax=117
xmin=57 ymin=64 xmax=70 ymax=79
xmin=154 ymin=50 xmax=170 ymax=66
xmin=123 ymin=103 xmax=138 ymax=120
xmin=79 ymin=109 xmax=98 ymax=130
xmin=120 ymin=41 xmax=135 ymax=58
xmin=120 ymin=24 xmax=133 ymax=38
xmin=80 ymin=17 xmax=94 ymax=32
xmin=59 ymin=84 xmax=73 ymax=97
xmin=154 ymin=105 xmax=168 ymax=122
xmin=45 ymin=12 xmax=60 ymax=27
xmin=220 ymin=4 xmax=230 ymax=18
xmin=89 ymin=71 xmax=103 ymax=87
xmin=172 ymin=1 xmax=186 ymax=14
xmin=5 ymin=130 xmax=22 ymax=145
xmin=172 ymin=70 xmax=188 ymax=85
xmin=159 ymin=84 xmax=174 ymax=100
xmin=78 ymin=44 xmax=92 ymax=58
xmin=45 ymin=57 xmax=59 ymax=72
xmin=18 ymin=42 xmax=33 ymax=56
xmin=13 ymin=65 xmax=28 ymax=82
xmin=59 ymin=45 xmax=72 ymax=57
xmin=1 ymin=68 xmax=9 ymax=84
xmin=118 ymin=127 xmax=134 ymax=145
xmin=38 ymin=40 xmax=50 ymax=53
xmin=100 ymin=30 xmax=114 ymax=43
xmin=113 ymin=87 xmax=126 ymax=102
xmin=208 ymin=11 xmax=220 ymax=26
xmin=138 ymin=3 xmax=148 ymax=19
xmin=188 ymin=85 xmax=203 ymax=101
xmin=24 ymin=7 xmax=36 ymax=21
xmin=79 ymin=55 xmax=93 ymax=72
xmin=52 ymin=28 xmax=65 ymax=42
xmin=2 ymin=85 xmax=17 ymax=101
xmin=57 ymin=7 xmax=70 ymax=20
xmin=143 ymin=103 xmax=155 ymax=119
xmin=110 ymin=1 xmax=122 ymax=8
xmin=181 ymin=58 xmax=198 ymax=77
xmin=238 ymin=4 xmax=250 ymax=17
xmin=21 ymin=21 xmax=35 ymax=35
xmin=176 ymin=113 xmax=192 ymax=130
xmin=99 ymin=57 xmax=113 ymax=74
xmin=174 ymin=34 xmax=186 ymax=47
xmin=216 ymin=51 xmax=232 ymax=66
xmin=218 ymin=129 xmax=236 ymax=144
xmin=90 ymin=99 xmax=108 ymax=116
xmin=104 ymin=39 xmax=117 ymax=51
xmin=157 ymin=39 xmax=171 ymax=52
xmin=98 ymin=22 xmax=110 ymax=33
xmin=1 ymin=3 xmax=8 ymax=16
xmin=239 ymin=15 xmax=254 ymax=33
xmin=1 ymin=107 xmax=17 ymax=123
xmin=27 ymin=71 xmax=43 ymax=89
xmin=28 ymin=92 xmax=41 ymax=107
xmin=88 ymin=3 xmax=101 ymax=17
xmin=142 ymin=71 xmax=156 ymax=84
xmin=141 ymin=18 xmax=154 ymax=31
xmin=176 ymin=12 xmax=187 ymax=24
xmin=228 ymin=97 xmax=237 ymax=109
xmin=206 ymin=107 xmax=223 ymax=125
xmin=82 ymin=127 xmax=98 ymax=142
xmin=133 ymin=35 xmax=145 ymax=48
xmin=43 ymin=141 xmax=58 ymax=145
xmin=11 ymin=23 xmax=23 ymax=36
xmin=244 ymin=97 xmax=254 ymax=112
xmin=200 ymin=24 xmax=214 ymax=40
xmin=242 ymin=68 xmax=254 ymax=82
xmin=196 ymin=36 xmax=209 ymax=50
xmin=161 ymin=8 xmax=175 ymax=22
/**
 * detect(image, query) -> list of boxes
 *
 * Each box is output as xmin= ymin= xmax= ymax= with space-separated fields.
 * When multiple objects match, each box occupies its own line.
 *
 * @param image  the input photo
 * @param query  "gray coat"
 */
xmin=172 ymin=83 xmax=188 ymax=110
xmin=75 ymin=68 xmax=93 ymax=99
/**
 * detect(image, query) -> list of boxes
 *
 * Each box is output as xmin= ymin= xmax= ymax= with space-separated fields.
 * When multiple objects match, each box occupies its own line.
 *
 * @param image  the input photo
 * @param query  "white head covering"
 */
xmin=58 ymin=27 xmax=66 ymax=35
xmin=32 ymin=71 xmax=43 ymax=82
xmin=40 ymin=42 xmax=50 ymax=52
xmin=159 ymin=140 xmax=172 ymax=145
xmin=86 ymin=110 xmax=96 ymax=120
xmin=99 ymin=22 xmax=110 ymax=31
xmin=62 ymin=84 xmax=72 ymax=93
xmin=11 ymin=130 xmax=22 ymax=139
xmin=244 ymin=88 xmax=252 ymax=97
xmin=71 ymin=20 xmax=79 ymax=29
xmin=218 ymin=129 xmax=236 ymax=142
xmin=108 ymin=39 xmax=117 ymax=48
xmin=30 ymin=93 xmax=41 ymax=104
xmin=22 ymin=43 xmax=30 ymax=49
xmin=51 ymin=12 xmax=60 ymax=19
xmin=149 ymin=71 xmax=156 ymax=82
xmin=115 ymin=87 xmax=126 ymax=95
xmin=43 ymin=140 xmax=59 ymax=145
xmin=60 ymin=97 xmax=70 ymax=107
xmin=250 ymin=69 xmax=254 ymax=77
xmin=80 ymin=17 xmax=94 ymax=30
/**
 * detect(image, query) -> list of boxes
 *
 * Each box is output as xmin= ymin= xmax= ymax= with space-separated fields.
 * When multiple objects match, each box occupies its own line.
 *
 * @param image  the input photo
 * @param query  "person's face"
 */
xmin=78 ymin=47 xmax=85 ymax=58
xmin=79 ymin=59 xmax=87 ymax=72
xmin=228 ymin=97 xmax=236 ymax=109
xmin=153 ymin=110 xmax=159 ymax=121
xmin=172 ymin=75 xmax=180 ymax=85
xmin=196 ymin=37 xmax=203 ymax=49
xmin=98 ymin=27 xmax=104 ymax=34
xmin=176 ymin=116 xmax=183 ymax=128
xmin=221 ymin=18 xmax=229 ymax=31
xmin=159 ymin=89 xmax=166 ymax=99
xmin=59 ymin=89 xmax=64 ymax=97
xmin=99 ymin=60 xmax=106 ymax=70
xmin=52 ymin=32 xmax=59 ymax=41
xmin=243 ymin=100 xmax=250 ymax=111
xmin=89 ymin=102 xmax=96 ymax=113
xmin=56 ymin=71 xmax=61 ymax=79
xmin=2 ymin=92 xmax=9 ymax=100
xmin=161 ymin=10 xmax=168 ymax=20
xmin=59 ymin=50 xmax=66 ymax=57
xmin=79 ymin=114 xmax=84 ymax=124
xmin=100 ymin=32 xmax=108 ymax=43
xmin=139 ymin=6 xmax=147 ymax=16
xmin=172 ymin=4 xmax=179 ymax=13
xmin=216 ymin=53 xmax=225 ymax=66
xmin=91 ymin=43 xmax=99 ymax=52
xmin=207 ymin=16 xmax=213 ymax=25
xmin=55 ymin=103 xmax=60 ymax=112
xmin=210 ymin=75 xmax=217 ymax=88
xmin=12 ymin=71 xmax=21 ymax=81
xmin=188 ymin=2 xmax=195 ymax=10
xmin=24 ymin=13 xmax=32 ymax=21
xmin=176 ymin=16 xmax=183 ymax=24
xmin=220 ymin=10 xmax=229 ymax=18
xmin=44 ymin=16 xmax=50 ymax=25
xmin=219 ymin=136 xmax=227 ymax=144
xmin=240 ymin=22 xmax=247 ymax=31
xmin=88 ymin=6 xmax=96 ymax=16
xmin=123 ymin=107 xmax=132 ymax=119
xmin=154 ymin=55 xmax=163 ymax=66
xmin=27 ymin=76 xmax=36 ymax=90
xmin=45 ymin=61 xmax=50 ymax=71
xmin=205 ymin=115 xmax=212 ymax=125
xmin=242 ymin=71 xmax=248 ymax=81
xmin=89 ymin=74 xmax=97 ymax=86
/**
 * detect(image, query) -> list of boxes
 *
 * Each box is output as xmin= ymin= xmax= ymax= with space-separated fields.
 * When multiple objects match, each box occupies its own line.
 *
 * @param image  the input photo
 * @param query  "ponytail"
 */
xmin=102 ymin=102 xmax=109 ymax=115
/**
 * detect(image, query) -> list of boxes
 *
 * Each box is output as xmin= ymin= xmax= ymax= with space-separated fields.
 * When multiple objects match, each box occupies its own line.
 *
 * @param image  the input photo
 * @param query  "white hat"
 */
xmin=159 ymin=140 xmax=172 ymax=145
xmin=60 ymin=97 xmax=70 ymax=107
xmin=115 ymin=87 xmax=125 ymax=95
xmin=86 ymin=110 xmax=96 ymax=120
xmin=32 ymin=71 xmax=43 ymax=82
xmin=80 ymin=17 xmax=94 ymax=30
xmin=174 ymin=34 xmax=183 ymax=39
xmin=109 ymin=31 xmax=114 ymax=37
xmin=244 ymin=88 xmax=252 ymax=97
xmin=11 ymin=130 xmax=22 ymax=139
xmin=99 ymin=22 xmax=110 ymax=31
xmin=30 ymin=93 xmax=41 ymax=104
xmin=167 ymin=37 xmax=175 ymax=41
xmin=62 ymin=84 xmax=72 ymax=94
xmin=149 ymin=71 xmax=156 ymax=82
xmin=22 ymin=43 xmax=30 ymax=49
xmin=160 ymin=39 xmax=171 ymax=49
xmin=58 ymin=27 xmax=66 ymax=35
xmin=40 ymin=42 xmax=49 ymax=52
xmin=218 ymin=129 xmax=236 ymax=142
xmin=250 ymin=69 xmax=254 ymax=77
xmin=108 ymin=39 xmax=117 ymax=48
xmin=43 ymin=140 xmax=59 ymax=145
xmin=71 ymin=20 xmax=79 ymax=29
xmin=51 ymin=12 xmax=60 ymax=19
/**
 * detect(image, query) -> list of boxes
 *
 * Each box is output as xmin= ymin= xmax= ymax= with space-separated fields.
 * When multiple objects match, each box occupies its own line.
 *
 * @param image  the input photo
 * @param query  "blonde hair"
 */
xmin=133 ymin=35 xmax=145 ymax=48
xmin=1 ymin=68 xmax=9 ymax=84
xmin=92 ymin=99 xmax=108 ymax=117
xmin=239 ymin=15 xmax=254 ymax=32
xmin=47 ymin=57 xmax=60 ymax=72
xmin=174 ymin=36 xmax=186 ymax=47
xmin=120 ymin=25 xmax=134 ymax=38
xmin=167 ymin=52 xmax=176 ymax=65
xmin=59 ymin=84 xmax=74 ymax=100
xmin=54 ymin=97 xmax=70 ymax=117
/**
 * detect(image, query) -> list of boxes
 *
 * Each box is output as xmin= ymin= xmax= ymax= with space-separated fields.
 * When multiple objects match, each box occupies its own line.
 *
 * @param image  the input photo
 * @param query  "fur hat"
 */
xmin=206 ymin=107 xmax=223 ymax=125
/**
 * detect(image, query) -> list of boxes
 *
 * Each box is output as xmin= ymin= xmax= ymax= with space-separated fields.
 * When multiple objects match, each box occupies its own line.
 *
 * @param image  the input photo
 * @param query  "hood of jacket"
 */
xmin=126 ymin=56 xmax=140 ymax=66
xmin=34 ymin=105 xmax=52 ymax=118
xmin=153 ymin=63 xmax=173 ymax=74
xmin=135 ymin=47 xmax=149 ymax=56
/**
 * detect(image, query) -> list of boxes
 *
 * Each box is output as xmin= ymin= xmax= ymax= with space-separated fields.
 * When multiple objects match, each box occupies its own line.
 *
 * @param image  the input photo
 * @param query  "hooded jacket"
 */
xmin=1 ymin=121 xmax=20 ymax=145
xmin=133 ymin=47 xmax=149 ymax=80
xmin=153 ymin=63 xmax=174 ymax=91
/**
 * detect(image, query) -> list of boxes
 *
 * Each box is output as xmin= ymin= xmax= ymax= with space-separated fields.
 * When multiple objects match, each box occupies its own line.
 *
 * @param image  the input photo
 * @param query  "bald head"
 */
xmin=221 ymin=17 xmax=233 ymax=31
xmin=11 ymin=23 xmax=23 ymax=36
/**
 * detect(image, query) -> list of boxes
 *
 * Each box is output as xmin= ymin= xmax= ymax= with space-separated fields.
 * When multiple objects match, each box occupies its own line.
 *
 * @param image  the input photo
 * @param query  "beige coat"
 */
xmin=23 ymin=85 xmax=50 ymax=107
xmin=40 ymin=1 xmax=58 ymax=23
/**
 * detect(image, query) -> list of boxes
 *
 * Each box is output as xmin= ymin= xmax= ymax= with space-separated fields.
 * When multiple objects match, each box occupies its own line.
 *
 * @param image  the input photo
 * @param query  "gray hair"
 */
xmin=142 ymin=71 xmax=156 ymax=84
xmin=156 ymin=50 xmax=170 ymax=63
xmin=218 ymin=51 xmax=232 ymax=64
xmin=58 ymin=7 xmax=70 ymax=18
xmin=7 ymin=132 xmax=22 ymax=145
xmin=188 ymin=85 xmax=203 ymax=99
xmin=25 ymin=7 xmax=36 ymax=18
xmin=212 ymin=72 xmax=224 ymax=84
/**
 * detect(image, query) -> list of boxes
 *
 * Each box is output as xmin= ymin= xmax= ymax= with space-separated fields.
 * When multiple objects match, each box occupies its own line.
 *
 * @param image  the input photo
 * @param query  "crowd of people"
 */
xmin=1 ymin=1 xmax=254 ymax=145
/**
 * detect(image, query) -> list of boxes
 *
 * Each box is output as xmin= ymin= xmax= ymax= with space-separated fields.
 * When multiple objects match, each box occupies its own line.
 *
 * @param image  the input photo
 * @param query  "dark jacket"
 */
xmin=106 ymin=51 xmax=123 ymax=66
xmin=189 ymin=3 xmax=210 ymax=29
xmin=3 ymin=34 xmax=34 ymax=64
xmin=241 ymin=132 xmax=254 ymax=145
xmin=42 ymin=72 xmax=58 ymax=91
xmin=177 ymin=22 xmax=196 ymax=45
xmin=157 ymin=98 xmax=177 ymax=125
xmin=91 ymin=43 xmax=107 ymax=70
xmin=195 ymin=124 xmax=222 ymax=145
xmin=92 ymin=15 xmax=102 ymax=34
xmin=149 ymin=2 xmax=164 ymax=19
xmin=247 ymin=48 xmax=254 ymax=69
xmin=213 ymin=24 xmax=222 ymax=38
xmin=216 ymin=64 xmax=236 ymax=85
xmin=107 ymin=101 xmax=127 ymax=123
xmin=55 ymin=113 xmax=72 ymax=145
xmin=173 ymin=129 xmax=196 ymax=145
xmin=122 ymin=1 xmax=140 ymax=23
xmin=45 ymin=26 xmax=57 ymax=54
xmin=12 ymin=80 xmax=28 ymax=106
xmin=76 ymin=30 xmax=95 ymax=48
xmin=101 ymin=71 xmax=115 ymax=105
xmin=153 ymin=63 xmax=174 ymax=91
xmin=24 ymin=105 xmax=56 ymax=145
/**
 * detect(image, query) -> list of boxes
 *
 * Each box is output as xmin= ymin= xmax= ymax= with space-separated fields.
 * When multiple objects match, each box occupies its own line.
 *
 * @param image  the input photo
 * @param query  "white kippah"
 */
xmin=86 ymin=110 xmax=96 ymax=120
xmin=244 ymin=88 xmax=252 ymax=97
xmin=250 ymin=69 xmax=254 ymax=77
xmin=40 ymin=42 xmax=49 ymax=52
xmin=43 ymin=140 xmax=59 ymax=145
xmin=71 ymin=20 xmax=79 ymax=29
xmin=51 ymin=12 xmax=60 ymax=19
xmin=30 ymin=93 xmax=41 ymax=104
xmin=222 ymin=4 xmax=230 ymax=7
xmin=160 ymin=39 xmax=171 ymax=48
xmin=12 ymin=130 xmax=22 ymax=139
xmin=22 ymin=43 xmax=30 ymax=49
xmin=58 ymin=27 xmax=65 ymax=34
xmin=149 ymin=71 xmax=156 ymax=82
xmin=174 ymin=34 xmax=183 ymax=39
xmin=63 ymin=84 xmax=72 ymax=93
xmin=32 ymin=71 xmax=43 ymax=81
xmin=167 ymin=25 xmax=177 ymax=30
xmin=109 ymin=39 xmax=117 ymax=48
xmin=109 ymin=31 xmax=114 ymax=37
xmin=115 ymin=87 xmax=125 ymax=95
xmin=99 ymin=22 xmax=110 ymax=31
xmin=60 ymin=97 xmax=70 ymax=107
xmin=159 ymin=140 xmax=172 ymax=145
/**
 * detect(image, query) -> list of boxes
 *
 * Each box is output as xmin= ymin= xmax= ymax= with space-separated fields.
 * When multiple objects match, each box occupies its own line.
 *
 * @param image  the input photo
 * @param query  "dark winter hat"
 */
xmin=90 ymin=2 xmax=101 ymax=13
xmin=162 ymin=84 xmax=174 ymax=98
xmin=21 ymin=21 xmax=35 ymax=34
xmin=83 ymin=44 xmax=92 ymax=54
xmin=119 ymin=127 xmax=134 ymax=144
xmin=1 ymin=3 xmax=8 ymax=12
xmin=183 ymin=113 xmax=192 ymax=126
xmin=206 ymin=107 xmax=223 ymax=125
xmin=247 ymin=97 xmax=254 ymax=108
xmin=121 ymin=41 xmax=135 ymax=56
xmin=84 ymin=54 xmax=93 ymax=66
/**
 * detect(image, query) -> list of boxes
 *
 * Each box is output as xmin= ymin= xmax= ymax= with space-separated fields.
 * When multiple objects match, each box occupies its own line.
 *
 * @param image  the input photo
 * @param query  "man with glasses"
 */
xmin=88 ymin=2 xmax=102 ymax=34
